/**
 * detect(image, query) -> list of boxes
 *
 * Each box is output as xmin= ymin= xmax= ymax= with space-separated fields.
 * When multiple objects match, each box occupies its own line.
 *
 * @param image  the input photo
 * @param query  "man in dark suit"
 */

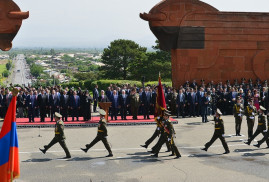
xmin=69 ymin=91 xmax=80 ymax=121
xmin=37 ymin=89 xmax=48 ymax=122
xmin=187 ymin=88 xmax=197 ymax=117
xmin=26 ymin=90 xmax=37 ymax=122
xmin=60 ymin=90 xmax=69 ymax=121
xmin=17 ymin=90 xmax=25 ymax=118
xmin=49 ymin=90 xmax=60 ymax=122
xmin=142 ymin=87 xmax=152 ymax=119
xmin=93 ymin=85 xmax=99 ymax=112
xmin=176 ymin=89 xmax=185 ymax=118
xmin=110 ymin=90 xmax=119 ymax=120
xmin=119 ymin=90 xmax=128 ymax=120
xmin=98 ymin=90 xmax=109 ymax=103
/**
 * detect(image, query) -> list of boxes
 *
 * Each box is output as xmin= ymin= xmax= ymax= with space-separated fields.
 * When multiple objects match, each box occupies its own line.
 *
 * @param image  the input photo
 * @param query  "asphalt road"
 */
xmin=11 ymin=115 xmax=269 ymax=182
xmin=11 ymin=54 xmax=31 ymax=86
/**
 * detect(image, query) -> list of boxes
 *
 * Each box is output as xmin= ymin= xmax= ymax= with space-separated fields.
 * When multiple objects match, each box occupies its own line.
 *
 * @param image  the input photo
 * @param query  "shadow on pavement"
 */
xmin=188 ymin=153 xmax=222 ymax=158
xmin=186 ymin=122 xmax=202 ymax=126
xmin=234 ymin=149 xmax=255 ymax=152
xmin=67 ymin=156 xmax=106 ymax=161
xmin=242 ymin=153 xmax=269 ymax=157
xmin=22 ymin=158 xmax=52 ymax=163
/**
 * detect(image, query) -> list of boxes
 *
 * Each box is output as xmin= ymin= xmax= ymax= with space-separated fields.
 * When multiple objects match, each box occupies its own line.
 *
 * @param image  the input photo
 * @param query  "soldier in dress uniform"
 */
xmin=233 ymin=96 xmax=244 ymax=136
xmin=254 ymin=111 xmax=269 ymax=148
xmin=128 ymin=88 xmax=140 ymax=120
xmin=244 ymin=99 xmax=257 ymax=139
xmin=245 ymin=106 xmax=269 ymax=147
xmin=201 ymin=109 xmax=230 ymax=154
xmin=39 ymin=112 xmax=71 ymax=159
xmin=80 ymin=109 xmax=113 ymax=157
xmin=151 ymin=110 xmax=181 ymax=159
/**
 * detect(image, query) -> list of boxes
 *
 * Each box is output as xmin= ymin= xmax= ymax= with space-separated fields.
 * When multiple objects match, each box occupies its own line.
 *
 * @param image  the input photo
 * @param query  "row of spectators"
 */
xmin=1 ymin=78 xmax=268 ymax=122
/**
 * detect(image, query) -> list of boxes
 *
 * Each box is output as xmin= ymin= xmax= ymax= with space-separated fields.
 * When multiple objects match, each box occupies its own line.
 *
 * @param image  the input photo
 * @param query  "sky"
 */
xmin=13 ymin=0 xmax=269 ymax=49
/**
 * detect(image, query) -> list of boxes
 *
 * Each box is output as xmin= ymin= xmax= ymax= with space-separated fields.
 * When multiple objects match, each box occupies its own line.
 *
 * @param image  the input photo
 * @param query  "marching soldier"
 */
xmin=245 ymin=106 xmax=269 ymax=147
xmin=244 ymin=99 xmax=257 ymax=139
xmin=39 ymin=112 xmax=71 ymax=159
xmin=233 ymin=96 xmax=244 ymax=136
xmin=152 ymin=110 xmax=181 ymax=159
xmin=201 ymin=109 xmax=230 ymax=154
xmin=254 ymin=112 xmax=269 ymax=148
xmin=140 ymin=116 xmax=163 ymax=149
xmin=128 ymin=88 xmax=140 ymax=120
xmin=80 ymin=109 xmax=113 ymax=157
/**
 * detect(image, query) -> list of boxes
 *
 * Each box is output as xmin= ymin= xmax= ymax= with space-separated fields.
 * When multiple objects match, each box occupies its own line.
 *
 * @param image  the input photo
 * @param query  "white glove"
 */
xmin=252 ymin=112 xmax=255 ymax=116
xmin=238 ymin=114 xmax=242 ymax=117
xmin=263 ymin=130 xmax=267 ymax=133
xmin=249 ymin=116 xmax=254 ymax=120
xmin=239 ymin=109 xmax=242 ymax=112
xmin=157 ymin=116 xmax=160 ymax=120
xmin=157 ymin=127 xmax=160 ymax=131
xmin=168 ymin=138 xmax=171 ymax=142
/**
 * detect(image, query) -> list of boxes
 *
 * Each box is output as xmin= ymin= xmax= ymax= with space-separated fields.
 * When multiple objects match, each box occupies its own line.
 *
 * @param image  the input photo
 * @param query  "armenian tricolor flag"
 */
xmin=0 ymin=93 xmax=19 ymax=182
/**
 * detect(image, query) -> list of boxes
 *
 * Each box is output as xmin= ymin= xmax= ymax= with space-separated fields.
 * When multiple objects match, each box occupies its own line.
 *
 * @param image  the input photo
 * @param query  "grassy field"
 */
xmin=0 ymin=60 xmax=9 ymax=84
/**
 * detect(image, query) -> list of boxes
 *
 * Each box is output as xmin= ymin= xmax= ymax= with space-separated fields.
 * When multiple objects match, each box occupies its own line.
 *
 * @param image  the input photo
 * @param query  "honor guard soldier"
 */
xmin=152 ymin=110 xmax=181 ymax=159
xmin=140 ymin=116 xmax=163 ymax=149
xmin=201 ymin=109 xmax=230 ymax=154
xmin=80 ymin=109 xmax=113 ymax=157
xmin=39 ymin=112 xmax=71 ymax=159
xmin=254 ymin=112 xmax=269 ymax=148
xmin=245 ymin=106 xmax=269 ymax=147
xmin=233 ymin=96 xmax=244 ymax=136
xmin=244 ymin=99 xmax=257 ymax=139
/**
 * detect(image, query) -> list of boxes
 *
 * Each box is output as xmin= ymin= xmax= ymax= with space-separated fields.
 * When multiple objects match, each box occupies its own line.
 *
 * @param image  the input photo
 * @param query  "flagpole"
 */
xmin=11 ymin=171 xmax=13 ymax=182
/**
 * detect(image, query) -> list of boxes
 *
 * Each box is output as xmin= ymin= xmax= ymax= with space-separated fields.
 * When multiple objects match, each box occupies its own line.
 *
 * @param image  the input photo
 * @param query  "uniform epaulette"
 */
xmin=58 ymin=120 xmax=64 ymax=125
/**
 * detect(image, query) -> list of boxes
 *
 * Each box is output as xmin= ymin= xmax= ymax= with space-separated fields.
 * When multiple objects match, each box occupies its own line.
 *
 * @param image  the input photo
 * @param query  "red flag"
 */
xmin=0 ymin=95 xmax=20 ymax=182
xmin=154 ymin=74 xmax=167 ymax=119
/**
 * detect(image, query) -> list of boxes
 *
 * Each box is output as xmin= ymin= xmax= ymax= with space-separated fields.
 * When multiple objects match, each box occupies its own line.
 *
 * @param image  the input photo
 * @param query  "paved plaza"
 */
xmin=2 ymin=115 xmax=269 ymax=182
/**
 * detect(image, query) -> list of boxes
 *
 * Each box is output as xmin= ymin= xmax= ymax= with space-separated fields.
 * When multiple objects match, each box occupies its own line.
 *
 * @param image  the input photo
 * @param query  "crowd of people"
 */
xmin=1 ymin=78 xmax=268 ymax=123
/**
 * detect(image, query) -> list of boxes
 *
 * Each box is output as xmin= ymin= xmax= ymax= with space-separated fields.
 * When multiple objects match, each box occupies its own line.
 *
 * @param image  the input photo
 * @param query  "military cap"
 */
xmin=99 ymin=109 xmax=106 ymax=116
xmin=260 ymin=106 xmax=266 ymax=111
xmin=216 ymin=108 xmax=222 ymax=115
xmin=163 ymin=109 xmax=171 ymax=116
xmin=54 ymin=112 xmax=62 ymax=118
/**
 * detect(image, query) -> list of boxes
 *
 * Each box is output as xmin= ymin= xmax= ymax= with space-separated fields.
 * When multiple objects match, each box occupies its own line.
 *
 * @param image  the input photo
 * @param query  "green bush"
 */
xmin=2 ymin=70 xmax=9 ymax=77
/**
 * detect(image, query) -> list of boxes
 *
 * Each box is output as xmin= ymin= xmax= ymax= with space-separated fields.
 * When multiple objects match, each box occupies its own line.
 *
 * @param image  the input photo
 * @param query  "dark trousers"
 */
xmin=205 ymin=133 xmax=229 ymax=152
xmin=247 ymin=119 xmax=255 ymax=139
xmin=235 ymin=116 xmax=242 ymax=135
xmin=120 ymin=106 xmax=127 ymax=119
xmin=86 ymin=135 xmax=112 ymax=154
xmin=44 ymin=136 xmax=71 ymax=157
xmin=257 ymin=131 xmax=269 ymax=147
xmin=177 ymin=103 xmax=185 ymax=118
xmin=61 ymin=107 xmax=68 ymax=121
xmin=143 ymin=104 xmax=150 ymax=119
xmin=40 ymin=107 xmax=46 ymax=122
xmin=189 ymin=103 xmax=196 ymax=117
xmin=145 ymin=128 xmax=160 ymax=147
xmin=93 ymin=100 xmax=97 ymax=112
xmin=153 ymin=133 xmax=171 ymax=154
xmin=83 ymin=107 xmax=91 ymax=121
xmin=50 ymin=107 xmax=59 ymax=122
xmin=111 ymin=107 xmax=118 ymax=120
xmin=28 ymin=107 xmax=35 ymax=122
xmin=170 ymin=138 xmax=181 ymax=157
xmin=71 ymin=108 xmax=79 ymax=121
xmin=248 ymin=128 xmax=269 ymax=146
xmin=201 ymin=105 xmax=208 ymax=122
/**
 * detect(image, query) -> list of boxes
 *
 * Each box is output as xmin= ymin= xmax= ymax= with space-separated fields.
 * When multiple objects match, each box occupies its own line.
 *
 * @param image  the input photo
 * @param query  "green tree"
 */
xmin=129 ymin=40 xmax=171 ymax=81
xmin=30 ymin=64 xmax=44 ymax=77
xmin=6 ymin=61 xmax=12 ymax=70
xmin=100 ymin=39 xmax=147 ymax=80
xmin=2 ymin=70 xmax=9 ymax=77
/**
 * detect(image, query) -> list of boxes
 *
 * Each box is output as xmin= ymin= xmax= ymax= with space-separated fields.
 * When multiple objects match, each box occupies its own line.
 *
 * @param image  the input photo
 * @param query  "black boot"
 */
xmin=80 ymin=148 xmax=88 ymax=153
xmin=253 ymin=144 xmax=260 ymax=148
xmin=223 ymin=150 xmax=230 ymax=154
xmin=201 ymin=148 xmax=207 ymax=152
xmin=140 ymin=144 xmax=148 ymax=148
xmin=106 ymin=153 xmax=113 ymax=157
xmin=39 ymin=148 xmax=46 ymax=154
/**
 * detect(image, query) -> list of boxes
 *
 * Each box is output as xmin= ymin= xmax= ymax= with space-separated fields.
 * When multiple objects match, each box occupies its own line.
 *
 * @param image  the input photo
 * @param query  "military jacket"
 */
xmin=163 ymin=119 xmax=174 ymax=138
xmin=97 ymin=118 xmax=108 ymax=137
xmin=233 ymin=103 xmax=244 ymax=117
xmin=244 ymin=105 xmax=257 ymax=120
xmin=214 ymin=117 xmax=225 ymax=135
xmin=55 ymin=120 xmax=65 ymax=139
xmin=257 ymin=114 xmax=266 ymax=130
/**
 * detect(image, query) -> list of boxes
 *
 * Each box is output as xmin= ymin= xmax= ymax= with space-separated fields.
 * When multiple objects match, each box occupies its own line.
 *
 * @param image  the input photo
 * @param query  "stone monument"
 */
xmin=140 ymin=0 xmax=269 ymax=88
